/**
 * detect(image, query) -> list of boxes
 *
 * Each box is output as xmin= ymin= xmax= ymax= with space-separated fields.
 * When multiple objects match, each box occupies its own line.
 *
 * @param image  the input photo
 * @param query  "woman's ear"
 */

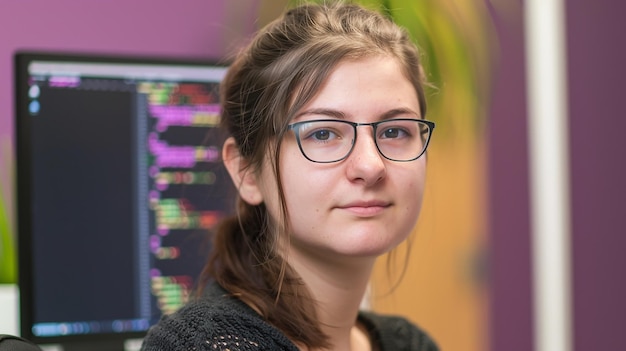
xmin=222 ymin=137 xmax=264 ymax=205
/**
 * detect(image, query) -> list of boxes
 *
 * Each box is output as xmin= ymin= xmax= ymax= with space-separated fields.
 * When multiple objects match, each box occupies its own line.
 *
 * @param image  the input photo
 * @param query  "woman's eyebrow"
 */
xmin=379 ymin=107 xmax=421 ymax=120
xmin=295 ymin=108 xmax=347 ymax=119
xmin=295 ymin=106 xmax=420 ymax=120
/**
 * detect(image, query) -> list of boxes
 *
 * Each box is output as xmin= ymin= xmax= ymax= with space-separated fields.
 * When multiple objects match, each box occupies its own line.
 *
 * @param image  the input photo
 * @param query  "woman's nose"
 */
xmin=345 ymin=127 xmax=387 ymax=185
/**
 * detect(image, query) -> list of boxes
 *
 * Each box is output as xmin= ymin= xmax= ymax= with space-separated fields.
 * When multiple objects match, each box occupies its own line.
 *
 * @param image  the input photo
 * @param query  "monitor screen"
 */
xmin=14 ymin=52 xmax=235 ymax=351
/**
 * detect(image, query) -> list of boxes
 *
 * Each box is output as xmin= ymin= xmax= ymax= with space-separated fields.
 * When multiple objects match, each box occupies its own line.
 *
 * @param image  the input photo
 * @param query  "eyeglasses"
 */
xmin=287 ymin=118 xmax=435 ymax=163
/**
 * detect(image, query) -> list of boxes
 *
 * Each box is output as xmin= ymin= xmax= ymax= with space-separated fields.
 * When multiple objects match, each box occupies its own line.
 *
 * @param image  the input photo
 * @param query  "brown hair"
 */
xmin=199 ymin=1 xmax=428 ymax=348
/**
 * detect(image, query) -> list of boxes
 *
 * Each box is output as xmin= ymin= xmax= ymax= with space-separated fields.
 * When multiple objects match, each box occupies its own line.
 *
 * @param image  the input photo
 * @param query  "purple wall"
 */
xmin=566 ymin=1 xmax=626 ymax=350
xmin=0 ymin=0 xmax=258 ymax=224
xmin=489 ymin=0 xmax=626 ymax=350
xmin=487 ymin=3 xmax=533 ymax=351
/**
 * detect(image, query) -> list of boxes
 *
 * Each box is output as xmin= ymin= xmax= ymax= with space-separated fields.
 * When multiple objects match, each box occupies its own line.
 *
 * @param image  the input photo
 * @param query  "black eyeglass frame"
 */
xmin=287 ymin=118 xmax=436 ymax=163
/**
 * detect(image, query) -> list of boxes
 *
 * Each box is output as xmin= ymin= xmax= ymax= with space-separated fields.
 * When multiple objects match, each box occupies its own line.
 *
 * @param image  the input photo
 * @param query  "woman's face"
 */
xmin=257 ymin=55 xmax=427 ymax=263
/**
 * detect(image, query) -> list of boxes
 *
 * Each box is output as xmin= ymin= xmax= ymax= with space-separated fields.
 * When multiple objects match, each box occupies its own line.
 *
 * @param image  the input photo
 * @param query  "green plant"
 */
xmin=0 ymin=140 xmax=16 ymax=284
xmin=0 ymin=190 xmax=15 ymax=284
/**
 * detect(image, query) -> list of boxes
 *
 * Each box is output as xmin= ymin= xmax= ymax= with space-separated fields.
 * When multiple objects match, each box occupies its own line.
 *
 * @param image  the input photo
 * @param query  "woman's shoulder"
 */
xmin=140 ymin=284 xmax=298 ymax=351
xmin=359 ymin=311 xmax=440 ymax=351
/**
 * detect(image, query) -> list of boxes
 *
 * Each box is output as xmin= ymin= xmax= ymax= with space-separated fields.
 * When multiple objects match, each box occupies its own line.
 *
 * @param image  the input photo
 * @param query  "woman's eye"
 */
xmin=312 ymin=129 xmax=332 ymax=141
xmin=380 ymin=127 xmax=407 ymax=139
xmin=303 ymin=127 xmax=342 ymax=142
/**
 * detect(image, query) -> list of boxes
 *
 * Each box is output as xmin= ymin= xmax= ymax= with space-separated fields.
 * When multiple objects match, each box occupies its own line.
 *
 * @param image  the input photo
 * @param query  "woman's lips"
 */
xmin=336 ymin=200 xmax=391 ymax=216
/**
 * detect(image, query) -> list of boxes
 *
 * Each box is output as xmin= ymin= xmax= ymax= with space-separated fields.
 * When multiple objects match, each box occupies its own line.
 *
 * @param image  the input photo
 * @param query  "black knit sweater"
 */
xmin=141 ymin=283 xmax=439 ymax=351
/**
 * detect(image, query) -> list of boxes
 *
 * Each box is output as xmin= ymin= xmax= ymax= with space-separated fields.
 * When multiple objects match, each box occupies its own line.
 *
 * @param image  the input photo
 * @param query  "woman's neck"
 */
xmin=287 ymin=249 xmax=376 ymax=351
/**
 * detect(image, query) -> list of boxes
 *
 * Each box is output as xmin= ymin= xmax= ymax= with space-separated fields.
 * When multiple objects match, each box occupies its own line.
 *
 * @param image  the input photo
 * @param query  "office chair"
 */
xmin=0 ymin=335 xmax=42 ymax=351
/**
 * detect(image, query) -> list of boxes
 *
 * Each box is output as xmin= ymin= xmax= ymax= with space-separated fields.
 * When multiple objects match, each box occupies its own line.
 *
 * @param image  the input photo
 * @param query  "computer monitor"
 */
xmin=14 ymin=52 xmax=235 ymax=351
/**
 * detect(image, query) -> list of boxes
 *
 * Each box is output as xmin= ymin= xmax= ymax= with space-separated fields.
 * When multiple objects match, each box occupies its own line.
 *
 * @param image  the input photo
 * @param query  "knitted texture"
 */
xmin=359 ymin=312 xmax=439 ymax=351
xmin=140 ymin=283 xmax=439 ymax=351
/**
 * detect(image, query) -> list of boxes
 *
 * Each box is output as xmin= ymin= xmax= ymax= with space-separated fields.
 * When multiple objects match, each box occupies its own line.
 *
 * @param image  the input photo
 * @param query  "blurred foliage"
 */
xmin=0 ymin=140 xmax=16 ymax=284
xmin=0 ymin=188 xmax=15 ymax=284
xmin=288 ymin=0 xmax=496 ymax=140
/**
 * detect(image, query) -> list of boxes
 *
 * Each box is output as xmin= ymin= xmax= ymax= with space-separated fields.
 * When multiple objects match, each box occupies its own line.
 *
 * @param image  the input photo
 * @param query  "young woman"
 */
xmin=141 ymin=2 xmax=438 ymax=350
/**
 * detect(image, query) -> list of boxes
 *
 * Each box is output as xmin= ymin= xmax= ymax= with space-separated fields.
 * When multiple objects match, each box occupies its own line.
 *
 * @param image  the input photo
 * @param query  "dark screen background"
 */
xmin=30 ymin=86 xmax=136 ymax=322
